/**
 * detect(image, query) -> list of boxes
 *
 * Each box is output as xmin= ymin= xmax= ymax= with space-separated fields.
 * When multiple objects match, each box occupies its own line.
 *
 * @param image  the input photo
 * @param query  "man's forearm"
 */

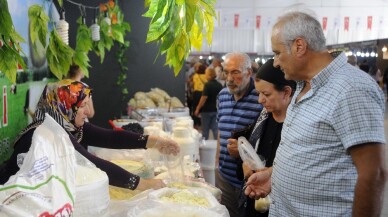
xmin=352 ymin=173 xmax=386 ymax=217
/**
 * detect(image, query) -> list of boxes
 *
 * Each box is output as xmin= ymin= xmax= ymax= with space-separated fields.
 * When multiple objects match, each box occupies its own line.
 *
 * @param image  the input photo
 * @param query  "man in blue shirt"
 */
xmin=245 ymin=12 xmax=387 ymax=217
xmin=216 ymin=52 xmax=263 ymax=217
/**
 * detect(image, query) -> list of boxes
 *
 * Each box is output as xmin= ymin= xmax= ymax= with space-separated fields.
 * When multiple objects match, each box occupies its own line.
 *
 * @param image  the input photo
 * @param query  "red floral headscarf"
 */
xmin=34 ymin=79 xmax=92 ymax=132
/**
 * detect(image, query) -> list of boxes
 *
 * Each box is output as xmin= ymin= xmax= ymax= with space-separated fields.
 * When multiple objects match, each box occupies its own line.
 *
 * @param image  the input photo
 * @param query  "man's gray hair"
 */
xmin=276 ymin=12 xmax=326 ymax=52
xmin=223 ymin=52 xmax=252 ymax=74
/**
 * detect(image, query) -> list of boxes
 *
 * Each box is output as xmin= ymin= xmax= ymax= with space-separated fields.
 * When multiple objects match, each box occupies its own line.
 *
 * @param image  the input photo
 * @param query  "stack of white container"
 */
xmin=199 ymin=140 xmax=217 ymax=185
xmin=143 ymin=117 xmax=200 ymax=163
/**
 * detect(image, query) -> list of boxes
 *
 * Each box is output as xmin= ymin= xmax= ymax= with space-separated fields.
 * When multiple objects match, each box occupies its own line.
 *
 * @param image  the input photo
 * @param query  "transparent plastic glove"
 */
xmin=136 ymin=178 xmax=165 ymax=191
xmin=147 ymin=136 xmax=180 ymax=156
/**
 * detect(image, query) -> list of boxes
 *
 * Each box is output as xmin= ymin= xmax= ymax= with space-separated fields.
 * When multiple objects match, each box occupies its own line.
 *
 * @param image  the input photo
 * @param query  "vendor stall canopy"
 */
xmin=191 ymin=0 xmax=388 ymax=56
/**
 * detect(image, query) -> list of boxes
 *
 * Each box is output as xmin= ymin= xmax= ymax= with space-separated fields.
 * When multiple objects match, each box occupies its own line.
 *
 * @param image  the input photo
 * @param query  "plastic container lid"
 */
xmin=237 ymin=137 xmax=265 ymax=170
xmin=200 ymin=140 xmax=217 ymax=150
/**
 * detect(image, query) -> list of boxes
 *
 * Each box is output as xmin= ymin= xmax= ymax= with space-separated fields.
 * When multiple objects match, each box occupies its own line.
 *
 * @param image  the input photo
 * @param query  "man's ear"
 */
xmin=246 ymin=68 xmax=253 ymax=77
xmin=294 ymin=38 xmax=307 ymax=57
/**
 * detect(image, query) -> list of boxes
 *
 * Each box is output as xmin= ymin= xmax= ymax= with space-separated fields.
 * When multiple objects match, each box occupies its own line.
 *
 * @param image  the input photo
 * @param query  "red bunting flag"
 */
xmin=367 ymin=16 xmax=372 ymax=30
xmin=344 ymin=16 xmax=349 ymax=31
xmin=322 ymin=17 xmax=327 ymax=31
xmin=234 ymin=14 xmax=239 ymax=27
xmin=256 ymin=15 xmax=261 ymax=29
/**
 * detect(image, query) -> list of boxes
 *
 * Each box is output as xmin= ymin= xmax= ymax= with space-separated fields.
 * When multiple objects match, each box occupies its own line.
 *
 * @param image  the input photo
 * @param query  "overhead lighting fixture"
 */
xmin=382 ymin=46 xmax=387 ymax=52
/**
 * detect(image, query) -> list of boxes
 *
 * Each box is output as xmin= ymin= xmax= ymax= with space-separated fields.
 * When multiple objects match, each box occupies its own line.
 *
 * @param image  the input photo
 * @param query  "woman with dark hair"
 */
xmin=0 ymin=79 xmax=179 ymax=191
xmin=228 ymin=59 xmax=296 ymax=217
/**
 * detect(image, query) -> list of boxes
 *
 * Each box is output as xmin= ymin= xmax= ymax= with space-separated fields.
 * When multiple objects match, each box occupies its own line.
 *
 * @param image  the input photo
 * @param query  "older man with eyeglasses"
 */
xmin=216 ymin=52 xmax=263 ymax=217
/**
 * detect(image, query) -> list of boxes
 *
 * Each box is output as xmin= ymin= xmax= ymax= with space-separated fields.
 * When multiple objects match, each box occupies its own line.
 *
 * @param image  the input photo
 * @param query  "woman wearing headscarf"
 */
xmin=0 ymin=79 xmax=179 ymax=190
xmin=228 ymin=59 xmax=296 ymax=217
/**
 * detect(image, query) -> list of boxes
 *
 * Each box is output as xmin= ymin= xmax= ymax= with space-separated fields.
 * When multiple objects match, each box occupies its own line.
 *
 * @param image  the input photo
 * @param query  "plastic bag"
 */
xmin=88 ymin=147 xmax=154 ymax=178
xmin=237 ymin=137 xmax=265 ymax=170
xmin=167 ymin=179 xmax=222 ymax=201
xmin=254 ymin=196 xmax=272 ymax=212
xmin=127 ymin=188 xmax=229 ymax=217
xmin=128 ymin=201 xmax=225 ymax=217
xmin=238 ymin=137 xmax=271 ymax=213
xmin=73 ymin=151 xmax=109 ymax=217
xmin=0 ymin=114 xmax=76 ymax=217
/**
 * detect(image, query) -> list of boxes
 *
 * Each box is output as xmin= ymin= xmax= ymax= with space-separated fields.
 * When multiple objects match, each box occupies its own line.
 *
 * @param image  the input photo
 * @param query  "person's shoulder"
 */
xmin=334 ymin=64 xmax=372 ymax=83
xmin=330 ymin=65 xmax=382 ymax=95
xmin=13 ymin=127 xmax=36 ymax=147
xmin=219 ymin=87 xmax=229 ymax=94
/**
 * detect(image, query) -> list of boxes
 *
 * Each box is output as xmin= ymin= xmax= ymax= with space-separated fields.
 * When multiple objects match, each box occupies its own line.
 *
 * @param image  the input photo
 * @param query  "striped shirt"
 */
xmin=270 ymin=52 xmax=386 ymax=216
xmin=217 ymin=78 xmax=262 ymax=188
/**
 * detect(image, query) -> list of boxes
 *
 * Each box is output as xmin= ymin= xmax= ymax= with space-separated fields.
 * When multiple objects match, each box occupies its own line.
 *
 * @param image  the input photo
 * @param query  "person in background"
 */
xmin=192 ymin=62 xmax=208 ymax=129
xmin=185 ymin=57 xmax=199 ymax=111
xmin=211 ymin=58 xmax=226 ymax=86
xmin=383 ymin=67 xmax=388 ymax=100
xmin=67 ymin=64 xmax=95 ymax=119
xmin=347 ymin=55 xmax=358 ymax=67
xmin=227 ymin=59 xmax=295 ymax=217
xmin=369 ymin=64 xmax=383 ymax=86
xmin=0 ymin=79 xmax=180 ymax=191
xmin=359 ymin=59 xmax=370 ymax=73
xmin=194 ymin=67 xmax=223 ymax=140
xmin=245 ymin=11 xmax=387 ymax=217
xmin=251 ymin=61 xmax=260 ymax=75
xmin=216 ymin=52 xmax=263 ymax=217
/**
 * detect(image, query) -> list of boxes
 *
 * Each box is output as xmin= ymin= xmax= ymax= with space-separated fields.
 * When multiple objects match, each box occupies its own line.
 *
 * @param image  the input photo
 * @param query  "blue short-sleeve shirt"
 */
xmin=270 ymin=52 xmax=386 ymax=216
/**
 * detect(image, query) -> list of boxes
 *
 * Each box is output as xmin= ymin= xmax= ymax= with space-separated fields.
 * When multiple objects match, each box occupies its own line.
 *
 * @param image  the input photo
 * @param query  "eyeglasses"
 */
xmin=223 ymin=69 xmax=243 ymax=77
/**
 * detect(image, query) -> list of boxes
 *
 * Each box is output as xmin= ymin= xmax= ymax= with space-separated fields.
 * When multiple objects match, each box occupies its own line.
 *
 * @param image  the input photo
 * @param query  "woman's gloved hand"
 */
xmin=146 ymin=136 xmax=180 ymax=156
xmin=136 ymin=178 xmax=165 ymax=191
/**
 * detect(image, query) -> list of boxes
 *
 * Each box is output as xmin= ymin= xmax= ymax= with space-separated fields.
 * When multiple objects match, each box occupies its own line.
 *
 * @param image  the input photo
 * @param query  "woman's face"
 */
xmin=74 ymin=95 xmax=91 ymax=127
xmin=254 ymin=79 xmax=288 ymax=113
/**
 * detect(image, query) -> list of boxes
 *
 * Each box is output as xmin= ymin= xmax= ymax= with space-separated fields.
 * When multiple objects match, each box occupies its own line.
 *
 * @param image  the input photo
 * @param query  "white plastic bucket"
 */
xmin=199 ymin=140 xmax=217 ymax=168
xmin=201 ymin=165 xmax=216 ymax=185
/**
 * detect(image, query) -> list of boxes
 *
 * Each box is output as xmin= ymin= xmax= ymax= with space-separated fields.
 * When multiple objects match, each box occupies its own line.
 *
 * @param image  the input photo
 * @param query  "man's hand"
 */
xmin=194 ymin=109 xmax=200 ymax=117
xmin=245 ymin=167 xmax=272 ymax=200
xmin=136 ymin=178 xmax=165 ymax=191
xmin=227 ymin=138 xmax=240 ymax=158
